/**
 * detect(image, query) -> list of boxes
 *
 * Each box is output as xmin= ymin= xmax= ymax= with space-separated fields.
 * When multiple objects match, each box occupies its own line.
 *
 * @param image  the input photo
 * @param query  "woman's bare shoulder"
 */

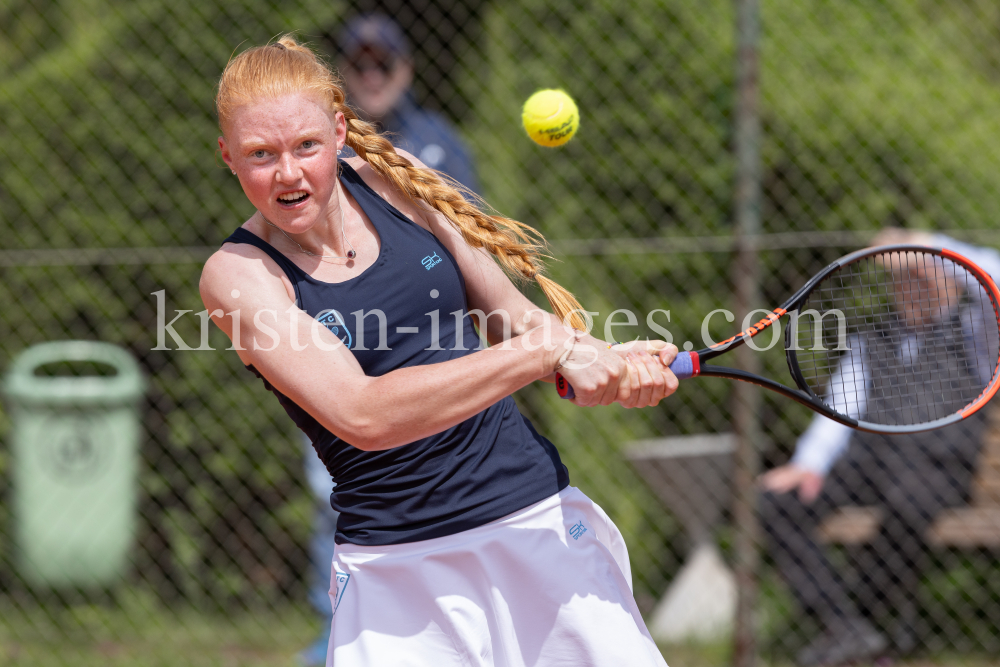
xmin=345 ymin=155 xmax=394 ymax=198
xmin=345 ymin=151 xmax=430 ymax=229
xmin=200 ymin=241 xmax=293 ymax=310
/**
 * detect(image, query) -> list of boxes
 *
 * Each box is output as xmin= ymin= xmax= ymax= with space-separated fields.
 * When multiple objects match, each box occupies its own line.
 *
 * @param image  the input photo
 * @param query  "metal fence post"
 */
xmin=732 ymin=0 xmax=762 ymax=665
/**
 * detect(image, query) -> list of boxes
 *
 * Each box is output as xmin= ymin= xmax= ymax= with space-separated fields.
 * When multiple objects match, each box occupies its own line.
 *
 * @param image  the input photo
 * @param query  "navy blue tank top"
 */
xmin=223 ymin=162 xmax=569 ymax=546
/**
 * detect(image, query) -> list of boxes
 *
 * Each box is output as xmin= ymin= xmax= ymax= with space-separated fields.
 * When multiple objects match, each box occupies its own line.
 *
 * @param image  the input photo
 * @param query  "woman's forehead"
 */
xmin=226 ymin=92 xmax=335 ymax=137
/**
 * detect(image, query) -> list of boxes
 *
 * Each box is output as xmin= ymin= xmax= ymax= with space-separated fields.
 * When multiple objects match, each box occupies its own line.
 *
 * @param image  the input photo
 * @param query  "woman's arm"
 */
xmin=348 ymin=153 xmax=680 ymax=408
xmin=200 ymin=243 xmax=573 ymax=451
xmin=423 ymin=216 xmax=679 ymax=407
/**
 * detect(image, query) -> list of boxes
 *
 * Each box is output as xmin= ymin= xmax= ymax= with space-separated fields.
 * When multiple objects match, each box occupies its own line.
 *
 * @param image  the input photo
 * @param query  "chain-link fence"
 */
xmin=2 ymin=0 xmax=1000 ymax=665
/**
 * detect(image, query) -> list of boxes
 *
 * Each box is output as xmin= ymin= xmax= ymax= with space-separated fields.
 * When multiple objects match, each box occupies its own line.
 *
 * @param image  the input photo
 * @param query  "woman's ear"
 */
xmin=334 ymin=111 xmax=348 ymax=151
xmin=218 ymin=136 xmax=235 ymax=172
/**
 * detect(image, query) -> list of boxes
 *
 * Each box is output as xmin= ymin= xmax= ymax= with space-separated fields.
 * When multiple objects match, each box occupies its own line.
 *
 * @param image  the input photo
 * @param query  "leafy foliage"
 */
xmin=468 ymin=0 xmax=1000 ymax=613
xmin=1 ymin=0 xmax=1000 ymax=648
xmin=0 ymin=0 xmax=344 ymax=605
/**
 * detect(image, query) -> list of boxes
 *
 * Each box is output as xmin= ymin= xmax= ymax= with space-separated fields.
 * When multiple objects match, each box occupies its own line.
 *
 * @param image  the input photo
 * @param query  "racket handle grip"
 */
xmin=555 ymin=351 xmax=699 ymax=400
xmin=668 ymin=351 xmax=700 ymax=380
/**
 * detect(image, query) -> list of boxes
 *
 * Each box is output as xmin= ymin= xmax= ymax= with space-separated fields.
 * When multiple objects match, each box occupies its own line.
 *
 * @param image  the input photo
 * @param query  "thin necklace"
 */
xmin=258 ymin=195 xmax=357 ymax=262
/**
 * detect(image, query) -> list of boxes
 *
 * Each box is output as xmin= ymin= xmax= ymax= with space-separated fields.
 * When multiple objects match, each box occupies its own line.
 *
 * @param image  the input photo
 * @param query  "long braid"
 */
xmin=217 ymin=36 xmax=587 ymax=330
xmin=343 ymin=114 xmax=587 ymax=330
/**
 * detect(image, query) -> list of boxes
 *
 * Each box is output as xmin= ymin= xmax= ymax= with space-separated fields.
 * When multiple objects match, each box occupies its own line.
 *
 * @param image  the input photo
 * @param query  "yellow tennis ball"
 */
xmin=521 ymin=89 xmax=579 ymax=147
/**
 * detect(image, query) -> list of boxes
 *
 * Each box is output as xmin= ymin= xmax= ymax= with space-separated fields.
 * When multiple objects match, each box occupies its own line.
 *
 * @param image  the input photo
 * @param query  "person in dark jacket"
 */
xmin=335 ymin=13 xmax=479 ymax=192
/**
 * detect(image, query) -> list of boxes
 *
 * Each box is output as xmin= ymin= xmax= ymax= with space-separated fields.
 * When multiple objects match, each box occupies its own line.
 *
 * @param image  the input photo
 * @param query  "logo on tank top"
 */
xmin=333 ymin=570 xmax=351 ymax=614
xmin=421 ymin=252 xmax=442 ymax=270
xmin=316 ymin=309 xmax=352 ymax=348
xmin=569 ymin=521 xmax=588 ymax=540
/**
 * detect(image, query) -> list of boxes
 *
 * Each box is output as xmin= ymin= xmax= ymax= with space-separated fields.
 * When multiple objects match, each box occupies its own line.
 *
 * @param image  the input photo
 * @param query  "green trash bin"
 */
xmin=2 ymin=341 xmax=146 ymax=586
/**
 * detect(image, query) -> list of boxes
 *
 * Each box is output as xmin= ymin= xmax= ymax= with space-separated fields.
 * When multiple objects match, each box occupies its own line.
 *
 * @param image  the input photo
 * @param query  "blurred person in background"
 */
xmin=296 ymin=15 xmax=481 ymax=666
xmin=760 ymin=229 xmax=1000 ymax=667
xmin=332 ymin=13 xmax=479 ymax=193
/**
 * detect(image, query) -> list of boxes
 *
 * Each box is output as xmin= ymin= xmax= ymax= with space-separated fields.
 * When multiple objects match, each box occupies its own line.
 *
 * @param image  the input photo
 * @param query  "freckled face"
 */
xmin=220 ymin=93 xmax=346 ymax=232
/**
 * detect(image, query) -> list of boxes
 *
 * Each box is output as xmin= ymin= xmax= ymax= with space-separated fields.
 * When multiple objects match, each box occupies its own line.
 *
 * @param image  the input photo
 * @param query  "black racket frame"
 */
xmin=688 ymin=244 xmax=1000 ymax=434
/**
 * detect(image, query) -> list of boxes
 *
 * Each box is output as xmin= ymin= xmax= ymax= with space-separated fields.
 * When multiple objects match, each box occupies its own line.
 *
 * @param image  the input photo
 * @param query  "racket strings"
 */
xmin=793 ymin=251 xmax=1000 ymax=427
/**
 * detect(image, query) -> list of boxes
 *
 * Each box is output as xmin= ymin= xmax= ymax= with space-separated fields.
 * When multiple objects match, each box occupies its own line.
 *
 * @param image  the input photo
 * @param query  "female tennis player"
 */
xmin=200 ymin=36 xmax=677 ymax=667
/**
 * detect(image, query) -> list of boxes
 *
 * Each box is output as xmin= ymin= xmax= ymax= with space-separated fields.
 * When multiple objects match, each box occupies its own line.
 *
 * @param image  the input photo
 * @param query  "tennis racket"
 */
xmin=556 ymin=244 xmax=1000 ymax=434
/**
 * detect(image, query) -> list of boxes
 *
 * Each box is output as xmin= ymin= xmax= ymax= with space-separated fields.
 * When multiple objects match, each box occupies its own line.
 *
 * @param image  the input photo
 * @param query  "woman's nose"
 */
xmin=275 ymin=154 xmax=300 ymax=182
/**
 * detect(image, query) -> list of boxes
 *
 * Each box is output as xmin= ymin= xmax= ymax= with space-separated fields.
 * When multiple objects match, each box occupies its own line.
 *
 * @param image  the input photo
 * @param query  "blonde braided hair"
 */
xmin=217 ymin=36 xmax=586 ymax=330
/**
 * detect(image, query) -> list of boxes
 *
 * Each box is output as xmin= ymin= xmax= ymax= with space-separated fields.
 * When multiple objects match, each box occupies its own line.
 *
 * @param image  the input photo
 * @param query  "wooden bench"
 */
xmin=818 ymin=406 xmax=1000 ymax=548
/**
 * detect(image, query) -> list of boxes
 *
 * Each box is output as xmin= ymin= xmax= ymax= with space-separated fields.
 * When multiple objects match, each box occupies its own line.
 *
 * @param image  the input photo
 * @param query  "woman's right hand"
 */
xmin=614 ymin=340 xmax=679 ymax=408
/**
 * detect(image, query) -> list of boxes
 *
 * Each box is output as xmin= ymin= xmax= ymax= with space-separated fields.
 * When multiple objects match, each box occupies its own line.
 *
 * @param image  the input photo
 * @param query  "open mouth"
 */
xmin=277 ymin=191 xmax=310 ymax=206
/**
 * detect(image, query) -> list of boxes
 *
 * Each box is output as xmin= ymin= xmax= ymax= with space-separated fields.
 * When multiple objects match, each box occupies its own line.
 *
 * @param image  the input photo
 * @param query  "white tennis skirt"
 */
xmin=326 ymin=486 xmax=668 ymax=667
